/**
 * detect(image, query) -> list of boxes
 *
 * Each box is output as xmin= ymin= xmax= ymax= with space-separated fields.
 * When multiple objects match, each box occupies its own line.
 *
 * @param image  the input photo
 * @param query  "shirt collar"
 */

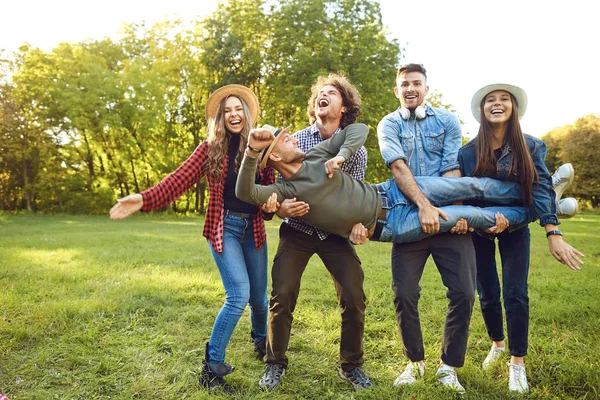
xmin=310 ymin=122 xmax=341 ymax=138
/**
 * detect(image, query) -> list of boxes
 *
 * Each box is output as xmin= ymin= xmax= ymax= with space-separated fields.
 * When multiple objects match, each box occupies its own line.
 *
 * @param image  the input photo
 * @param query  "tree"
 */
xmin=562 ymin=114 xmax=600 ymax=206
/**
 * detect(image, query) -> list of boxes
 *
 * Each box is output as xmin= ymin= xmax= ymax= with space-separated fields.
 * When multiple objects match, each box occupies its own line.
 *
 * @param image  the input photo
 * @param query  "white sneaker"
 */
xmin=393 ymin=362 xmax=424 ymax=386
xmin=557 ymin=197 xmax=578 ymax=219
xmin=482 ymin=344 xmax=506 ymax=369
xmin=436 ymin=364 xmax=465 ymax=394
xmin=508 ymin=363 xmax=529 ymax=393
xmin=552 ymin=163 xmax=574 ymax=201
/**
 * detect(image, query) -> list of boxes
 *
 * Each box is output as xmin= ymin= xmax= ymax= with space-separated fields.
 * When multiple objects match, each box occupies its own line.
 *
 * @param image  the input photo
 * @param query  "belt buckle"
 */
xmin=380 ymin=195 xmax=390 ymax=209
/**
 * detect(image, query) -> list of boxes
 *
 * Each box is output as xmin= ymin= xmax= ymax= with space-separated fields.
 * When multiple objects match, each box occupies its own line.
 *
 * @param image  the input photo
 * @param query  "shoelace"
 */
xmin=511 ymin=364 xmax=526 ymax=381
xmin=347 ymin=368 xmax=371 ymax=385
xmin=267 ymin=364 xmax=284 ymax=377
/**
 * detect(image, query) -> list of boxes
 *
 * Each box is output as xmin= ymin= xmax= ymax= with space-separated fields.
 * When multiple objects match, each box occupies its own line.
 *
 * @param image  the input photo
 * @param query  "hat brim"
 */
xmin=471 ymin=83 xmax=527 ymax=123
xmin=259 ymin=125 xmax=290 ymax=169
xmin=205 ymin=84 xmax=260 ymax=125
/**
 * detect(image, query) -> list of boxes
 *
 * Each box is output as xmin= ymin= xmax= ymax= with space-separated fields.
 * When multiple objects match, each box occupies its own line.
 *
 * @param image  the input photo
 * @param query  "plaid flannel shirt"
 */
xmin=284 ymin=123 xmax=368 ymax=240
xmin=141 ymin=141 xmax=275 ymax=253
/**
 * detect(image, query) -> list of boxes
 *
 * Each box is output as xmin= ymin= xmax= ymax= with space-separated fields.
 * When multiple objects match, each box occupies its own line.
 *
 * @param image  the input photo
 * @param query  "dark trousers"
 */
xmin=391 ymin=232 xmax=476 ymax=367
xmin=472 ymin=227 xmax=530 ymax=357
xmin=266 ymin=223 xmax=366 ymax=371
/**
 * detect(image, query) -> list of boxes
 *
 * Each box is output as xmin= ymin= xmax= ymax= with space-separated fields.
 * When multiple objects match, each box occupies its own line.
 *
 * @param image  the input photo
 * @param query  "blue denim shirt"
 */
xmin=458 ymin=134 xmax=559 ymax=226
xmin=377 ymin=105 xmax=462 ymax=176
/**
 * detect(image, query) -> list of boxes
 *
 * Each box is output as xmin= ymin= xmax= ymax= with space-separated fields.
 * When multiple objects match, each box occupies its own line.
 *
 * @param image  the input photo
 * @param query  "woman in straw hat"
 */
xmin=458 ymin=83 xmax=583 ymax=393
xmin=109 ymin=84 xmax=276 ymax=392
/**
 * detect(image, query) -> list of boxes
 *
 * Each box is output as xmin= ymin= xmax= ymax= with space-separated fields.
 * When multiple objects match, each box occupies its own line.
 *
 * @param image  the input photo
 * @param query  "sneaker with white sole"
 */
xmin=258 ymin=363 xmax=285 ymax=390
xmin=508 ymin=363 xmax=529 ymax=393
xmin=394 ymin=362 xmax=425 ymax=386
xmin=436 ymin=364 xmax=465 ymax=394
xmin=557 ymin=197 xmax=578 ymax=219
xmin=552 ymin=163 xmax=574 ymax=201
xmin=338 ymin=367 xmax=374 ymax=390
xmin=482 ymin=344 xmax=506 ymax=369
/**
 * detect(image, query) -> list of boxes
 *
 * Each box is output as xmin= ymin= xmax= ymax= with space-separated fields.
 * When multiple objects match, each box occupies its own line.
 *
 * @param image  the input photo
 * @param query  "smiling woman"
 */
xmin=107 ymin=84 xmax=277 ymax=393
xmin=458 ymin=82 xmax=584 ymax=394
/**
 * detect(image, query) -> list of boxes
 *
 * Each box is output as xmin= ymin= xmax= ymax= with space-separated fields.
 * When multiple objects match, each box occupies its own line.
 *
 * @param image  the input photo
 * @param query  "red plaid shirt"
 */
xmin=141 ymin=141 xmax=275 ymax=253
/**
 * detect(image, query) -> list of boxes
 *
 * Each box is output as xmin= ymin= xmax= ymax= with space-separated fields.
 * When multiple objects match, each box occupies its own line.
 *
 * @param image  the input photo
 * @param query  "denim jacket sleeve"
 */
xmin=377 ymin=114 xmax=407 ymax=168
xmin=529 ymin=136 xmax=559 ymax=226
xmin=439 ymin=112 xmax=462 ymax=175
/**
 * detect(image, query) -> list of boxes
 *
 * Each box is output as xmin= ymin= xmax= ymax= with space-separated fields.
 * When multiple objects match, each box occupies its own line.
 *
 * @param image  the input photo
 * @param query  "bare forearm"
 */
xmin=390 ymin=160 xmax=431 ymax=208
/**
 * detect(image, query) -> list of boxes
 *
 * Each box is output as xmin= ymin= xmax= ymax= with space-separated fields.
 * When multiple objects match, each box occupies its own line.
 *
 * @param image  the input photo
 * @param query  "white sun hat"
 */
xmin=471 ymin=83 xmax=528 ymax=123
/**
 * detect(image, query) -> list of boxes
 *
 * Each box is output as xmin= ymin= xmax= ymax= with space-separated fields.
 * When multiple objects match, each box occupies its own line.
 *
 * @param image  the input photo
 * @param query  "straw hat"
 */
xmin=205 ymin=84 xmax=260 ymax=124
xmin=471 ymin=83 xmax=527 ymax=123
xmin=258 ymin=125 xmax=290 ymax=169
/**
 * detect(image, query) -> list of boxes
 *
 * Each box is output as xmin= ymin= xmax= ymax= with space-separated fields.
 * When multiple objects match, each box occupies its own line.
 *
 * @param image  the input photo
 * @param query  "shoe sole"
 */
xmin=554 ymin=163 xmax=574 ymax=200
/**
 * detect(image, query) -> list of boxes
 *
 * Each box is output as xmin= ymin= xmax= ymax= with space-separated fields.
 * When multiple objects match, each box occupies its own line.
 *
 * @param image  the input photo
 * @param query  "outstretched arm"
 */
xmin=109 ymin=194 xmax=143 ymax=220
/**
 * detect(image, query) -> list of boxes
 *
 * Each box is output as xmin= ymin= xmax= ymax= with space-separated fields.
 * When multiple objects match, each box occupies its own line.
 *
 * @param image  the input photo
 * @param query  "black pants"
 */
xmin=473 ymin=227 xmax=530 ymax=357
xmin=391 ymin=232 xmax=476 ymax=367
xmin=266 ymin=223 xmax=366 ymax=371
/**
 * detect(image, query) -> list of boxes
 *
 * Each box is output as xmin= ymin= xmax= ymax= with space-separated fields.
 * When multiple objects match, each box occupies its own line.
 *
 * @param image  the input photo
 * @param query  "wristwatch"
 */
xmin=546 ymin=230 xmax=563 ymax=238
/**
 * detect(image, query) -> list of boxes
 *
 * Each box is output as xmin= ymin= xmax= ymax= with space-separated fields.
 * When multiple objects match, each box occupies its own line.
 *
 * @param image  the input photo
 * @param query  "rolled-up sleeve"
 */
xmin=439 ymin=113 xmax=462 ymax=174
xmin=377 ymin=116 xmax=407 ymax=168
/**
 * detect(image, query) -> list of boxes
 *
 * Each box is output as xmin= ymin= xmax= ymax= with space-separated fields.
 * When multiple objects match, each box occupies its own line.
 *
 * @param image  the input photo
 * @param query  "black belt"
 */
xmin=224 ymin=209 xmax=255 ymax=220
xmin=371 ymin=185 xmax=389 ymax=241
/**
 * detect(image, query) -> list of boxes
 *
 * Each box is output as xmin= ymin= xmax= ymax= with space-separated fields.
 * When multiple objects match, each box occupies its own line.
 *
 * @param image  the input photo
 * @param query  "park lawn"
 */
xmin=0 ymin=213 xmax=598 ymax=399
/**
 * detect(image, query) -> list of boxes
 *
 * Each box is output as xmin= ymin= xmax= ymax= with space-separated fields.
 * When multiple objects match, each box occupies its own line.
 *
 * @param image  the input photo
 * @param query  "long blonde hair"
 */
xmin=206 ymin=95 xmax=253 ymax=176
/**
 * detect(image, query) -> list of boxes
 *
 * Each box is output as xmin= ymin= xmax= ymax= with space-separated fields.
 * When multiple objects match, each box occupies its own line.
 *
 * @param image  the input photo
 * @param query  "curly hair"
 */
xmin=206 ymin=95 xmax=253 ymax=177
xmin=307 ymin=73 xmax=361 ymax=128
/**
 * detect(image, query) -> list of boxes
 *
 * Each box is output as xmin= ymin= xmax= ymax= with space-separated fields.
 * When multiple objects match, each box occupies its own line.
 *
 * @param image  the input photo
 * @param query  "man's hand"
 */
xmin=276 ymin=198 xmax=310 ymax=218
xmin=249 ymin=127 xmax=276 ymax=151
xmin=450 ymin=218 xmax=473 ymax=234
xmin=260 ymin=193 xmax=280 ymax=214
xmin=484 ymin=212 xmax=509 ymax=234
xmin=324 ymin=155 xmax=346 ymax=178
xmin=349 ymin=223 xmax=368 ymax=245
xmin=109 ymin=193 xmax=143 ymax=220
xmin=418 ymin=204 xmax=447 ymax=234
xmin=548 ymin=236 xmax=584 ymax=270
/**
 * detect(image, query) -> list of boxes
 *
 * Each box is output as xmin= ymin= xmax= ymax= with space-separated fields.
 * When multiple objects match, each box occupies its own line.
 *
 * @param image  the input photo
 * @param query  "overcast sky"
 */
xmin=2 ymin=0 xmax=598 ymax=137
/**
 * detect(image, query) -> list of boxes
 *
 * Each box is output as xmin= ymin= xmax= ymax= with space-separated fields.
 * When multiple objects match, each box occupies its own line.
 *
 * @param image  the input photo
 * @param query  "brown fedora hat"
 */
xmin=259 ymin=125 xmax=290 ymax=169
xmin=205 ymin=84 xmax=260 ymax=125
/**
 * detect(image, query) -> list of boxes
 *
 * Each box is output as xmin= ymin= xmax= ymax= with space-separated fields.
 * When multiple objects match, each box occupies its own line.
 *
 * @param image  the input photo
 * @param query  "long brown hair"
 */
xmin=307 ymin=73 xmax=361 ymax=128
xmin=472 ymin=94 xmax=538 ymax=205
xmin=206 ymin=95 xmax=253 ymax=177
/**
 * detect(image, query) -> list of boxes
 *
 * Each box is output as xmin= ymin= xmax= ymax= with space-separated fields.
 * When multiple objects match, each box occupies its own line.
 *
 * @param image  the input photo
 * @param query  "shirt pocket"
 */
xmin=423 ymin=130 xmax=445 ymax=152
xmin=398 ymin=130 xmax=415 ymax=155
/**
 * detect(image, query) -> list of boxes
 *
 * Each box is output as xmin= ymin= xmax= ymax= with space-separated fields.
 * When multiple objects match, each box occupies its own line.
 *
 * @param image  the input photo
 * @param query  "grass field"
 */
xmin=0 ymin=213 xmax=599 ymax=399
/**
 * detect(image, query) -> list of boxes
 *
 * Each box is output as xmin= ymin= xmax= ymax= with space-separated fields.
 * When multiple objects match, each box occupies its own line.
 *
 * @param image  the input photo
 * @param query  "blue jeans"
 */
xmin=472 ymin=227 xmax=530 ymax=357
xmin=377 ymin=176 xmax=535 ymax=243
xmin=207 ymin=213 xmax=268 ymax=363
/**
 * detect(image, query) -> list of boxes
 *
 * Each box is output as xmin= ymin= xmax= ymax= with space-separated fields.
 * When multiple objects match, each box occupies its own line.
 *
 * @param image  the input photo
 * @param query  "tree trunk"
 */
xmin=23 ymin=159 xmax=32 ymax=211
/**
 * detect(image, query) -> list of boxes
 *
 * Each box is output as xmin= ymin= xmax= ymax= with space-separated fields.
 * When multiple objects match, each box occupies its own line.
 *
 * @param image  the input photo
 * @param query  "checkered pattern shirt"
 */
xmin=284 ymin=123 xmax=368 ymax=240
xmin=141 ymin=141 xmax=275 ymax=253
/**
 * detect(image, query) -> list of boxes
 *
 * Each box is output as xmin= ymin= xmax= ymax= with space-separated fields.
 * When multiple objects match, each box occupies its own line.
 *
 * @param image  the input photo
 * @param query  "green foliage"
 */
xmin=541 ymin=114 xmax=600 ymax=206
xmin=0 ymin=0 xmax=405 ymax=213
xmin=1 ymin=214 xmax=599 ymax=399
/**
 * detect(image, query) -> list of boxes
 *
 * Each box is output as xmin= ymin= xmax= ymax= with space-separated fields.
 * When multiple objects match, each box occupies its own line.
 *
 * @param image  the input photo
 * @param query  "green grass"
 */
xmin=1 ymin=213 xmax=599 ymax=399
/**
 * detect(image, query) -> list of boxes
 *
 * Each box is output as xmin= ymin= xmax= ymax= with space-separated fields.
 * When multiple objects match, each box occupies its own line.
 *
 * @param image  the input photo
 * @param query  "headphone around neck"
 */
xmin=399 ymin=104 xmax=427 ymax=121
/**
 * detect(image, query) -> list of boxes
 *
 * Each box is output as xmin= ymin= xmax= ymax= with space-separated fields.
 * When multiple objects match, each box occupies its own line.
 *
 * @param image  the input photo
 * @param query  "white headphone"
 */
xmin=399 ymin=105 xmax=427 ymax=120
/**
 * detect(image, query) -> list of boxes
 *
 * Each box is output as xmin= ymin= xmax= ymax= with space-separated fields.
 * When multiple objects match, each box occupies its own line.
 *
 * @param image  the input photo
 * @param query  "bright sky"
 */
xmin=2 ymin=0 xmax=598 ymax=138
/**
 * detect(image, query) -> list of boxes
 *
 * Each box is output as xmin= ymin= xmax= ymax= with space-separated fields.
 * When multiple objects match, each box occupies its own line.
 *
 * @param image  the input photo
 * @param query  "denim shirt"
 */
xmin=377 ymin=105 xmax=462 ymax=176
xmin=458 ymin=134 xmax=559 ymax=226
